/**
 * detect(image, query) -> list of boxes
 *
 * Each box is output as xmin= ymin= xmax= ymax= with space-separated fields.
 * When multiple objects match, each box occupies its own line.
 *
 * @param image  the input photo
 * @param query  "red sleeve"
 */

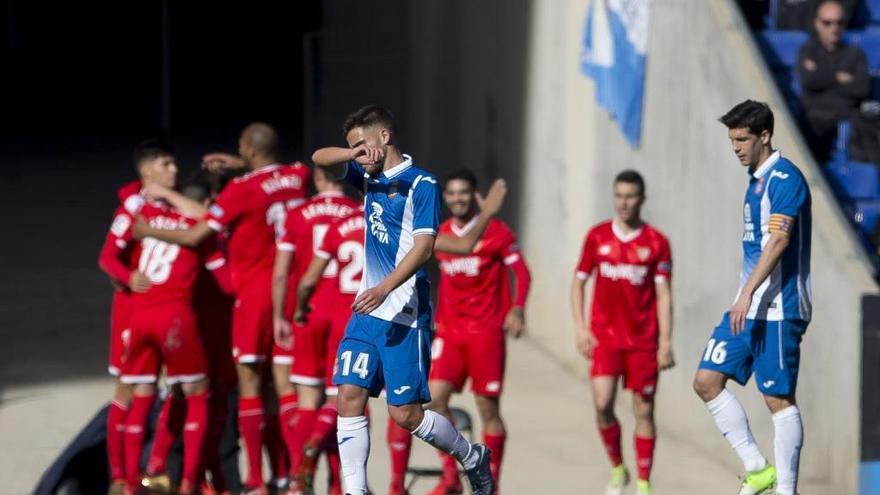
xmin=575 ymin=230 xmax=596 ymax=280
xmin=203 ymin=237 xmax=233 ymax=294
xmin=654 ymin=235 xmax=672 ymax=283
xmin=499 ymin=225 xmax=531 ymax=308
xmin=97 ymin=209 xmax=135 ymax=285
xmin=206 ymin=181 xmax=245 ymax=232
xmin=117 ymin=180 xmax=143 ymax=214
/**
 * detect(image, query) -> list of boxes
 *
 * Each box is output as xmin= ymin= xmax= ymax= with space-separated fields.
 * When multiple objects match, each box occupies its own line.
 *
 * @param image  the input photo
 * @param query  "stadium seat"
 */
xmin=832 ymin=120 xmax=852 ymax=162
xmin=828 ymin=160 xmax=880 ymax=200
xmin=850 ymin=199 xmax=880 ymax=235
xmin=868 ymin=0 xmax=880 ymax=26
xmin=758 ymin=30 xmax=809 ymax=68
xmin=854 ymin=28 xmax=880 ymax=73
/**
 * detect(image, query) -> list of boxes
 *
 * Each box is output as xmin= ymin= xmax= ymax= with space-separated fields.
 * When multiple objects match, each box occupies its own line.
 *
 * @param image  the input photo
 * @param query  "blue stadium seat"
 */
xmin=856 ymin=28 xmax=880 ymax=73
xmin=830 ymin=160 xmax=880 ymax=199
xmin=868 ymin=0 xmax=880 ymax=26
xmin=829 ymin=161 xmax=880 ymax=200
xmin=758 ymin=30 xmax=809 ymax=68
xmin=832 ymin=120 xmax=852 ymax=162
xmin=850 ymin=199 xmax=880 ymax=235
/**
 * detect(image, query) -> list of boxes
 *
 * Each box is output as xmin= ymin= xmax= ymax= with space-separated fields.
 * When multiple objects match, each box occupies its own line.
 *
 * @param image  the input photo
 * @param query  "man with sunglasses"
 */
xmin=796 ymin=0 xmax=870 ymax=160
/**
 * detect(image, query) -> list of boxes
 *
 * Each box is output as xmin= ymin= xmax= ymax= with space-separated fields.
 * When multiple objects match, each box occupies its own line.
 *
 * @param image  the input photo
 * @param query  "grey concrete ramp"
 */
xmin=2 ymin=337 xmax=829 ymax=494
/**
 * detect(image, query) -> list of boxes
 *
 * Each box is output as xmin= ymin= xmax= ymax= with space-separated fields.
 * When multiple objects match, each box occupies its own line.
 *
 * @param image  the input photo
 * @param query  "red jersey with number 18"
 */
xmin=206 ymin=163 xmax=311 ymax=291
xmin=575 ymin=220 xmax=671 ymax=350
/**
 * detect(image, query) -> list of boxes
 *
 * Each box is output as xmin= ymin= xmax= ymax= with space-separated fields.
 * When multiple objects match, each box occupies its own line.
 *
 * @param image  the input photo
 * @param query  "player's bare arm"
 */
xmin=434 ymin=179 xmax=508 ymax=254
xmin=503 ymin=255 xmax=531 ymax=339
xmin=271 ymin=249 xmax=294 ymax=350
xmin=131 ymin=216 xmax=213 ymax=247
xmin=312 ymin=144 xmax=383 ymax=179
xmin=352 ymin=233 xmax=434 ymax=315
xmin=295 ymin=254 xmax=330 ymax=326
xmin=570 ymin=275 xmax=596 ymax=359
xmin=729 ymin=226 xmax=793 ymax=334
xmin=143 ymin=183 xmax=208 ymax=219
xmin=201 ymin=151 xmax=245 ymax=172
xmin=656 ymin=279 xmax=675 ymax=370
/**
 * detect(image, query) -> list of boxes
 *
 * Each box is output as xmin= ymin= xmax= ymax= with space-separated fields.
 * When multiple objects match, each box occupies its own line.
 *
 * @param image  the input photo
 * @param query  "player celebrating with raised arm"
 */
xmin=133 ymin=123 xmax=311 ymax=495
xmin=311 ymin=105 xmax=503 ymax=495
xmin=693 ymin=101 xmax=810 ymax=495
xmin=570 ymin=170 xmax=674 ymax=495
xmin=424 ymin=169 xmax=531 ymax=495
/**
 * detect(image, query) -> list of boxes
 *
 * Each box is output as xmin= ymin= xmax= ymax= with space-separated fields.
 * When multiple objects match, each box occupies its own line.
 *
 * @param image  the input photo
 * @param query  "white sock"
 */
xmin=411 ymin=409 xmax=479 ymax=469
xmin=772 ymin=406 xmax=803 ymax=495
xmin=706 ymin=389 xmax=767 ymax=472
xmin=337 ymin=415 xmax=370 ymax=494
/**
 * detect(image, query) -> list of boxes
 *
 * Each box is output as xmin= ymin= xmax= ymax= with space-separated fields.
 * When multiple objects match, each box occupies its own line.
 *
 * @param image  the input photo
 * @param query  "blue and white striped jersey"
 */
xmin=340 ymin=155 xmax=440 ymax=328
xmin=737 ymin=150 xmax=812 ymax=322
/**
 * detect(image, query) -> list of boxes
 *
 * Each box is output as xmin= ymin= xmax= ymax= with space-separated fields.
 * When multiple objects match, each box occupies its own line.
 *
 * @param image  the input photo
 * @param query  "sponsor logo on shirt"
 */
xmin=598 ymin=261 xmax=649 ymax=285
xmin=368 ymin=202 xmax=390 ymax=244
xmin=110 ymin=214 xmax=131 ymax=237
xmin=770 ymin=170 xmax=789 ymax=180
xmin=440 ymin=256 xmax=481 ymax=276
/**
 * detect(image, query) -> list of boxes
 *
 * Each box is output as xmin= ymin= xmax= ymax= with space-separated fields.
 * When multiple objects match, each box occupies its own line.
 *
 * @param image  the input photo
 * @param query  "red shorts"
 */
xmin=121 ymin=302 xmax=208 ymax=385
xmin=429 ymin=329 xmax=506 ymax=397
xmin=590 ymin=346 xmax=659 ymax=399
xmin=232 ymin=277 xmax=274 ymax=364
xmin=290 ymin=313 xmax=333 ymax=386
xmin=108 ymin=291 xmax=131 ymax=377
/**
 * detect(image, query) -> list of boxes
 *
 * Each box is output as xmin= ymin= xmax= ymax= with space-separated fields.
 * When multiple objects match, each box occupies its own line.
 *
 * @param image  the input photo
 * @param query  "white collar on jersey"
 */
xmin=611 ymin=219 xmax=643 ymax=243
xmin=752 ymin=150 xmax=780 ymax=179
xmin=382 ymin=154 xmax=413 ymax=179
xmin=451 ymin=214 xmax=480 ymax=237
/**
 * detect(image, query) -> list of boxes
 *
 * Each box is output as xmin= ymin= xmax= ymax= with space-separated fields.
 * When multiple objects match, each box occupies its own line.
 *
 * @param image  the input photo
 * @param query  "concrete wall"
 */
xmin=516 ymin=0 xmax=878 ymax=492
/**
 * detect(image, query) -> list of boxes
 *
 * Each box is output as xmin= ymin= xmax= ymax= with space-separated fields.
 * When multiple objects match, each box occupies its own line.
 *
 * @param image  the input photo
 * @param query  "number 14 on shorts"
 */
xmin=338 ymin=350 xmax=370 ymax=379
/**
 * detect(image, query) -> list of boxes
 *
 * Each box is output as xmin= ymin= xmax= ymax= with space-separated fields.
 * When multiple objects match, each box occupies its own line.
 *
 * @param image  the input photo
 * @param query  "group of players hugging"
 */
xmin=98 ymin=100 xmax=810 ymax=495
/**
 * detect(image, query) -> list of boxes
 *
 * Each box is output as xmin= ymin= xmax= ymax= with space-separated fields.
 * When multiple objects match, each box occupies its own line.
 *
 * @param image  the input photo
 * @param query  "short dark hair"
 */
xmin=614 ymin=169 xmax=645 ymax=196
xmin=133 ymin=139 xmax=175 ymax=170
xmin=443 ymin=169 xmax=478 ymax=191
xmin=343 ymin=105 xmax=396 ymax=139
xmin=181 ymin=169 xmax=226 ymax=202
xmin=719 ymin=100 xmax=774 ymax=137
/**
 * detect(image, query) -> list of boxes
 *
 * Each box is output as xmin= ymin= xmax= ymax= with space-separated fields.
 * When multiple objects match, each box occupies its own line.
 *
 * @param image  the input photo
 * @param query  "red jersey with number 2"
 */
xmin=205 ymin=163 xmax=311 ymax=291
xmin=575 ymin=221 xmax=672 ymax=350
xmin=315 ymin=210 xmax=367 ymax=305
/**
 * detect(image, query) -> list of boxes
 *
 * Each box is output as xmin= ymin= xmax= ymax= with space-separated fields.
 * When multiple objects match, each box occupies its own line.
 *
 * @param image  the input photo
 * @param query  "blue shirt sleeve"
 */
xmin=411 ymin=175 xmax=440 ymax=236
xmin=768 ymin=169 xmax=808 ymax=217
xmin=339 ymin=161 xmax=367 ymax=192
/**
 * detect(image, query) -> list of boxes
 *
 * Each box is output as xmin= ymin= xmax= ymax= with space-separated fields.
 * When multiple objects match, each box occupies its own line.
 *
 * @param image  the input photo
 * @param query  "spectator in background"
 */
xmin=775 ymin=0 xmax=856 ymax=30
xmin=796 ymin=0 xmax=870 ymax=161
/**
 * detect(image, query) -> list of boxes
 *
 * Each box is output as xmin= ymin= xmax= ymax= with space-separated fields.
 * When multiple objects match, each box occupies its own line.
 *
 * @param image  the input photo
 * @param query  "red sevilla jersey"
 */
xmin=435 ymin=218 xmax=523 ymax=333
xmin=133 ymin=201 xmax=226 ymax=308
xmin=98 ymin=205 xmax=141 ymax=287
xmin=205 ymin=163 xmax=311 ymax=291
xmin=315 ymin=210 xmax=366 ymax=304
xmin=277 ymin=192 xmax=360 ymax=313
xmin=575 ymin=220 xmax=672 ymax=350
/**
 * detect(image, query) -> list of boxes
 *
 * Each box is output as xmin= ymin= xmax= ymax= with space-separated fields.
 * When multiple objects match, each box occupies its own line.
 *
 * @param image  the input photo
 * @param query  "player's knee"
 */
xmin=389 ymin=405 xmax=423 ymax=431
xmin=692 ymin=373 xmax=721 ymax=402
xmin=335 ymin=385 xmax=368 ymax=416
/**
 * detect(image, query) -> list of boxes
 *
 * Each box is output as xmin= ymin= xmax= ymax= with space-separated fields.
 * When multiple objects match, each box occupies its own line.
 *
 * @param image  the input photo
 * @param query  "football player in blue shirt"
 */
xmin=693 ymin=100 xmax=811 ymax=495
xmin=312 ymin=105 xmax=501 ymax=495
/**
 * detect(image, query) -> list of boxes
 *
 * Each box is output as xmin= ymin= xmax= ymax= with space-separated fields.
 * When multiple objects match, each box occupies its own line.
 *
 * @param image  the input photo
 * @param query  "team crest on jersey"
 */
xmin=368 ymin=202 xmax=390 ymax=244
xmin=636 ymin=247 xmax=651 ymax=261
xmin=110 ymin=214 xmax=131 ymax=237
xmin=388 ymin=180 xmax=400 ymax=198
xmin=598 ymin=244 xmax=612 ymax=255
xmin=754 ymin=178 xmax=764 ymax=195
xmin=209 ymin=204 xmax=225 ymax=218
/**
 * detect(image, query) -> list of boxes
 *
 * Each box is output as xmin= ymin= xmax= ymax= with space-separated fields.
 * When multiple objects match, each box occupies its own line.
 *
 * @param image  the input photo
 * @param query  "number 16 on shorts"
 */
xmin=703 ymin=339 xmax=728 ymax=365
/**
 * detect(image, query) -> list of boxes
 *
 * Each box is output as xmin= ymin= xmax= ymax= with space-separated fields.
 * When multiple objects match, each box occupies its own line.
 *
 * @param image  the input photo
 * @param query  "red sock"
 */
xmin=124 ymin=394 xmax=156 ymax=489
xmin=634 ymin=435 xmax=656 ymax=481
xmin=238 ymin=396 xmax=265 ymax=488
xmin=387 ymin=416 xmax=413 ymax=491
xmin=308 ymin=402 xmax=338 ymax=447
xmin=107 ymin=400 xmax=128 ymax=481
xmin=179 ymin=392 xmax=208 ymax=487
xmin=324 ymin=433 xmax=342 ymax=494
xmin=146 ymin=395 xmax=186 ymax=475
xmin=484 ymin=432 xmax=506 ymax=487
xmin=264 ymin=411 xmax=288 ymax=481
xmin=598 ymin=422 xmax=623 ymax=467
xmin=279 ymin=393 xmax=299 ymax=465
xmin=203 ymin=392 xmax=228 ymax=491
xmin=290 ymin=409 xmax=318 ymax=475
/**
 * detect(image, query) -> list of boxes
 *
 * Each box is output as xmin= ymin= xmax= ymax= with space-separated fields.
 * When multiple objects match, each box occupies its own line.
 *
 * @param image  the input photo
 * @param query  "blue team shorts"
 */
xmin=332 ymin=313 xmax=433 ymax=406
xmin=697 ymin=312 xmax=808 ymax=396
